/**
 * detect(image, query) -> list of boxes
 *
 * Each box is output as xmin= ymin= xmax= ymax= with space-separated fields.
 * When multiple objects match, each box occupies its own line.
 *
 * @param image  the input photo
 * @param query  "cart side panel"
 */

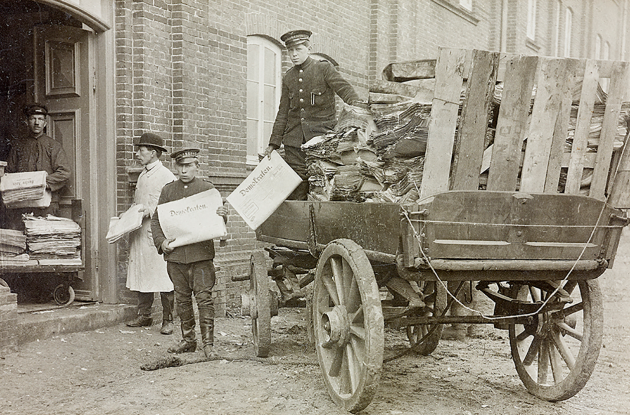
xmin=258 ymin=201 xmax=401 ymax=256
xmin=420 ymin=191 xmax=617 ymax=260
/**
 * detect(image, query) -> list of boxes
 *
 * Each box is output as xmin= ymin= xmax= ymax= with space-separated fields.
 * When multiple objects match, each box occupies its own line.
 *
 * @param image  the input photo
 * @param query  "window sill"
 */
xmin=431 ymin=0 xmax=479 ymax=25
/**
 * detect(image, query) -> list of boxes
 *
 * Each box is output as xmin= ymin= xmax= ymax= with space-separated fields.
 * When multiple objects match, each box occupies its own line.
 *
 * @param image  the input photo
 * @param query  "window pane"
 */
xmin=247 ymin=80 xmax=259 ymax=118
xmin=247 ymin=119 xmax=259 ymax=156
xmin=264 ymin=47 xmax=276 ymax=84
xmin=263 ymin=84 xmax=277 ymax=120
xmin=247 ymin=43 xmax=259 ymax=80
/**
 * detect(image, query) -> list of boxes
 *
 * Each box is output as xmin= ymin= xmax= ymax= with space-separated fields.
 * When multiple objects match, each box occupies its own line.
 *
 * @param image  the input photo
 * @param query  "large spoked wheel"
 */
xmin=406 ymin=280 xmax=446 ymax=355
xmin=250 ymin=251 xmax=271 ymax=357
xmin=313 ymin=239 xmax=384 ymax=413
xmin=509 ymin=279 xmax=603 ymax=401
xmin=53 ymin=284 xmax=75 ymax=306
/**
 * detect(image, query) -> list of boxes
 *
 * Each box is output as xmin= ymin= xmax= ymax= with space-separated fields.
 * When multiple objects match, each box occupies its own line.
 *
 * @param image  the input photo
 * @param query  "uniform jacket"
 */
xmin=6 ymin=134 xmax=71 ymax=202
xmin=151 ymin=177 xmax=218 ymax=264
xmin=127 ymin=160 xmax=176 ymax=292
xmin=269 ymin=56 xmax=360 ymax=149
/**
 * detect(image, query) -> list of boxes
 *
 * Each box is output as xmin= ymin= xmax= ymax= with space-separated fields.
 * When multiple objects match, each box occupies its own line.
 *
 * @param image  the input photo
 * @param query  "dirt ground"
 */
xmin=2 ymin=235 xmax=630 ymax=415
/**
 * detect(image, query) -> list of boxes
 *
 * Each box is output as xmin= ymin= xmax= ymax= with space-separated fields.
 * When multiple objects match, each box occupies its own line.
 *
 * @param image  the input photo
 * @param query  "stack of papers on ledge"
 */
xmin=23 ymin=214 xmax=82 ymax=264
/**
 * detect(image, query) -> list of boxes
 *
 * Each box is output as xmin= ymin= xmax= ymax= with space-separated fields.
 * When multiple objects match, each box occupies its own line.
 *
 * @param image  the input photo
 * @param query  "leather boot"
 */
xmin=160 ymin=291 xmax=174 ymax=335
xmin=198 ymin=300 xmax=216 ymax=358
xmin=200 ymin=320 xmax=216 ymax=358
xmin=168 ymin=302 xmax=197 ymax=354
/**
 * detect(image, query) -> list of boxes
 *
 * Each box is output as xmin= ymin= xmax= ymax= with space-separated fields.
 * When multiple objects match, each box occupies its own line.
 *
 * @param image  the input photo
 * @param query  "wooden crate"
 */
xmin=417 ymin=48 xmax=630 ymax=205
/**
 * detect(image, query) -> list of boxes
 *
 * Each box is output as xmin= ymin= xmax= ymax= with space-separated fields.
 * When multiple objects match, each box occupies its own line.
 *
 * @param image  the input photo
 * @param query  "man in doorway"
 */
xmin=125 ymin=133 xmax=176 ymax=335
xmin=263 ymin=29 xmax=363 ymax=200
xmin=4 ymin=103 xmax=71 ymax=230
xmin=151 ymin=148 xmax=228 ymax=358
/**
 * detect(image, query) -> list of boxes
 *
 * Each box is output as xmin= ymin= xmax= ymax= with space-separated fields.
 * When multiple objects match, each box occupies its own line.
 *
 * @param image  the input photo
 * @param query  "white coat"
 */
xmin=126 ymin=160 xmax=176 ymax=292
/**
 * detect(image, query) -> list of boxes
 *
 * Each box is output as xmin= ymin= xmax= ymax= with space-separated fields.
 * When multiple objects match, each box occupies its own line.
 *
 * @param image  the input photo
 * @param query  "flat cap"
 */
xmin=134 ymin=132 xmax=167 ymax=153
xmin=280 ymin=30 xmax=312 ymax=47
xmin=171 ymin=148 xmax=200 ymax=164
xmin=23 ymin=103 xmax=48 ymax=117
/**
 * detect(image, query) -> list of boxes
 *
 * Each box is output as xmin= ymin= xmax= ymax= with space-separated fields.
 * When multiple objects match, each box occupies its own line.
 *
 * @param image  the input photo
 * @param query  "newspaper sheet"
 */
xmin=227 ymin=151 xmax=302 ymax=230
xmin=106 ymin=204 xmax=145 ymax=244
xmin=156 ymin=188 xmax=226 ymax=248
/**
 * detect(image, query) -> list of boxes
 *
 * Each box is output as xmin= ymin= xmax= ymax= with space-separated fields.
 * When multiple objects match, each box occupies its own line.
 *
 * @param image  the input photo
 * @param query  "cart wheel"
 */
xmin=406 ymin=280 xmax=446 ymax=355
xmin=509 ymin=279 xmax=603 ymax=401
xmin=250 ymin=251 xmax=271 ymax=357
xmin=313 ymin=239 xmax=384 ymax=413
xmin=53 ymin=284 xmax=75 ymax=306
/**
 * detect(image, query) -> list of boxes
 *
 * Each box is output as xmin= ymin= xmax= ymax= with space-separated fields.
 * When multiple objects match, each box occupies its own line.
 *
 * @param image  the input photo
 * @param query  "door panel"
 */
xmin=34 ymin=25 xmax=96 ymax=301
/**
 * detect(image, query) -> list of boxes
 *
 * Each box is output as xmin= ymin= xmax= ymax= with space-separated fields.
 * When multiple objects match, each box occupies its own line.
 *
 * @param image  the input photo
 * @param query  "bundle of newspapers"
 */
xmin=23 ymin=214 xmax=82 ymax=265
xmin=0 ymin=171 xmax=51 ymax=208
xmin=0 ymin=228 xmax=28 ymax=261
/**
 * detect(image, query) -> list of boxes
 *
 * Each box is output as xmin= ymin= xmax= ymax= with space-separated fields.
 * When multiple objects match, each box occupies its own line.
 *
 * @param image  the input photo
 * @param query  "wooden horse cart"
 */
xmin=238 ymin=48 xmax=630 ymax=412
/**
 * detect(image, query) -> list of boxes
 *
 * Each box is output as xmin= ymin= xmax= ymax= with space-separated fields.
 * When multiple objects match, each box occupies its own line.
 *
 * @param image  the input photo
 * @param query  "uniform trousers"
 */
xmin=167 ymin=259 xmax=216 ymax=344
xmin=283 ymin=145 xmax=309 ymax=200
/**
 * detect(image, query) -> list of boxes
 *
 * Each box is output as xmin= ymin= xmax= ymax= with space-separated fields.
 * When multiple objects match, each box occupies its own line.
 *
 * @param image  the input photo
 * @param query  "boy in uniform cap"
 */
xmin=125 ymin=133 xmax=176 ymax=335
xmin=151 ymin=148 xmax=228 ymax=358
xmin=4 ymin=103 xmax=71 ymax=230
xmin=263 ymin=29 xmax=363 ymax=200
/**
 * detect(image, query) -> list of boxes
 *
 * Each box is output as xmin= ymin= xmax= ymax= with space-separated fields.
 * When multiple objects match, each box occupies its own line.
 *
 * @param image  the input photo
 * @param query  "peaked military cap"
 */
xmin=23 ymin=103 xmax=48 ymax=117
xmin=171 ymin=148 xmax=200 ymax=165
xmin=134 ymin=132 xmax=167 ymax=153
xmin=280 ymin=30 xmax=312 ymax=47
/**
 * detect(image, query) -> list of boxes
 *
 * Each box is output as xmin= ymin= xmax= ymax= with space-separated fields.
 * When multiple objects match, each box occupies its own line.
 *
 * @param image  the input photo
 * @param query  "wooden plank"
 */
xmin=590 ymin=61 xmax=630 ymax=199
xmin=420 ymin=48 xmax=469 ymax=199
xmin=520 ymin=58 xmax=569 ymax=193
xmin=369 ymin=79 xmax=420 ymax=97
xmin=545 ymin=59 xmax=583 ymax=193
xmin=565 ymin=60 xmax=599 ymax=194
xmin=452 ymin=50 xmax=499 ymax=190
xmin=487 ymin=55 xmax=538 ymax=191
xmin=608 ymin=128 xmax=630 ymax=208
xmin=382 ymin=59 xmax=436 ymax=82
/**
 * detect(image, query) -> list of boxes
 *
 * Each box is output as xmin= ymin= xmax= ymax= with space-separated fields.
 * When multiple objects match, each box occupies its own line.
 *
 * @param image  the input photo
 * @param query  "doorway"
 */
xmin=0 ymin=1 xmax=102 ymax=303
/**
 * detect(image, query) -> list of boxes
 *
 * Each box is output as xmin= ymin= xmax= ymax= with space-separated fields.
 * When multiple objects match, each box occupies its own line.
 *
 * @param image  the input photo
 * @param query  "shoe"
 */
xmin=203 ymin=344 xmax=217 ymax=359
xmin=167 ymin=340 xmax=197 ymax=354
xmin=160 ymin=321 xmax=174 ymax=335
xmin=126 ymin=316 xmax=153 ymax=327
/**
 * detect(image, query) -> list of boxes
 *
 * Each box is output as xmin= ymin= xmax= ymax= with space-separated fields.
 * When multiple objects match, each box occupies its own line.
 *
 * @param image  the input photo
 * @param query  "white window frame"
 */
xmin=595 ymin=34 xmax=602 ymax=59
xmin=554 ymin=1 xmax=561 ymax=56
xmin=564 ymin=8 xmax=573 ymax=57
xmin=603 ymin=41 xmax=610 ymax=60
xmin=246 ymin=36 xmax=282 ymax=165
xmin=527 ymin=0 xmax=537 ymax=40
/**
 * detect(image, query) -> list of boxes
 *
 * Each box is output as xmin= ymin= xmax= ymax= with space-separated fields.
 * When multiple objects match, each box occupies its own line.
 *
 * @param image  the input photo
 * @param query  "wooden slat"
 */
xmin=520 ymin=58 xmax=569 ymax=193
xmin=382 ymin=59 xmax=437 ymax=82
xmin=565 ymin=60 xmax=599 ymax=194
xmin=420 ymin=48 xmax=469 ymax=199
xmin=451 ymin=50 xmax=499 ymax=190
xmin=487 ymin=55 xmax=538 ymax=191
xmin=589 ymin=61 xmax=630 ymax=199
xmin=545 ymin=59 xmax=583 ymax=192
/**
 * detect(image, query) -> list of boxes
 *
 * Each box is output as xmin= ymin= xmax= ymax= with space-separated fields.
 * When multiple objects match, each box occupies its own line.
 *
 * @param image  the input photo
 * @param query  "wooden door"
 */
xmin=34 ymin=25 xmax=96 ymax=301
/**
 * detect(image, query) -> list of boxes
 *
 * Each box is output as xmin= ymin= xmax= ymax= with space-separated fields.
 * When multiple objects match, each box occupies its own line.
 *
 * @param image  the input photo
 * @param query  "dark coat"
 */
xmin=269 ymin=57 xmax=360 ymax=149
xmin=151 ymin=177 xmax=217 ymax=264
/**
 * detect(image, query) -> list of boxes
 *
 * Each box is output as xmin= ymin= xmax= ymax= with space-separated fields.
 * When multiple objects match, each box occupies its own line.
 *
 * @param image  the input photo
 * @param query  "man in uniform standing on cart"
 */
xmin=263 ymin=29 xmax=363 ymax=200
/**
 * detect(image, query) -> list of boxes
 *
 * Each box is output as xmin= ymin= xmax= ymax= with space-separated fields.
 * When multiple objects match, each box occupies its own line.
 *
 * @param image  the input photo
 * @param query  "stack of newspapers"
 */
xmin=0 ymin=171 xmax=51 ymax=208
xmin=23 ymin=214 xmax=82 ymax=265
xmin=0 ymin=228 xmax=28 ymax=261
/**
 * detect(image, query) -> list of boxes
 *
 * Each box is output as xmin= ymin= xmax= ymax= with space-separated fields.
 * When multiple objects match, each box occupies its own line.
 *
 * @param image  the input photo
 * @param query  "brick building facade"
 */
xmin=0 ymin=0 xmax=628 ymax=319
